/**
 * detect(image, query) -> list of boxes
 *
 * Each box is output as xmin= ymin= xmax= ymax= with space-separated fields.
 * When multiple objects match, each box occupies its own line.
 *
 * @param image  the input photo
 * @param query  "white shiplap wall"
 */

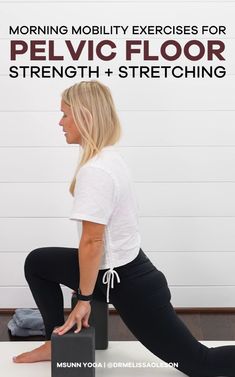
xmin=1 ymin=0 xmax=235 ymax=308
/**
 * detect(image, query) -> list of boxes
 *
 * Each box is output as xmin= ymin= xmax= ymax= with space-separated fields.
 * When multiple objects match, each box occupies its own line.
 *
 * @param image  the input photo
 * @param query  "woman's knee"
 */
xmin=24 ymin=247 xmax=46 ymax=279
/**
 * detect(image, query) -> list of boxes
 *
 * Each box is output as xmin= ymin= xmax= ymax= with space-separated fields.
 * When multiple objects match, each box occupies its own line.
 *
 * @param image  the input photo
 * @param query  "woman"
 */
xmin=14 ymin=80 xmax=235 ymax=376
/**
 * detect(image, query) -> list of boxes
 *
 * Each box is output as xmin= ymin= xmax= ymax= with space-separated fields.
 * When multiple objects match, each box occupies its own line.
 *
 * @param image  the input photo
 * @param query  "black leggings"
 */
xmin=25 ymin=247 xmax=235 ymax=377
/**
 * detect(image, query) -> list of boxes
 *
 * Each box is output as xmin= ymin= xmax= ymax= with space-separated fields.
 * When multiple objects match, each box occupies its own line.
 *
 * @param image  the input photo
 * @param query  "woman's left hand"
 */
xmin=53 ymin=301 xmax=91 ymax=335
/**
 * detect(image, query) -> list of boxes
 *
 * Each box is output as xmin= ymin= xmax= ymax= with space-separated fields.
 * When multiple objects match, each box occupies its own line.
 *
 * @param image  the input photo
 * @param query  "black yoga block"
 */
xmin=71 ymin=293 xmax=108 ymax=350
xmin=51 ymin=326 xmax=95 ymax=377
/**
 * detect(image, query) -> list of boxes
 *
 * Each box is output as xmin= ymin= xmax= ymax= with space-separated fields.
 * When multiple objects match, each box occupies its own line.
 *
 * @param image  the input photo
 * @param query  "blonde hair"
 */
xmin=61 ymin=80 xmax=122 ymax=195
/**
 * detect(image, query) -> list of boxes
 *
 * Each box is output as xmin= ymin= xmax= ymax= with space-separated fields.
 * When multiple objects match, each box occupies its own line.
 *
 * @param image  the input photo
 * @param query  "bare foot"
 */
xmin=13 ymin=341 xmax=51 ymax=363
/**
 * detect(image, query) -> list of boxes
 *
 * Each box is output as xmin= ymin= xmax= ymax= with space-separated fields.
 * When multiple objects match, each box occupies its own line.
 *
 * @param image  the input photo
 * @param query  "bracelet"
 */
xmin=77 ymin=288 xmax=93 ymax=301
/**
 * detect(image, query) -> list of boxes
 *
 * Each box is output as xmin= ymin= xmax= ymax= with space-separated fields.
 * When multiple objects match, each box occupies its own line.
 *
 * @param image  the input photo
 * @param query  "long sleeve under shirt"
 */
xmin=70 ymin=145 xmax=141 ymax=303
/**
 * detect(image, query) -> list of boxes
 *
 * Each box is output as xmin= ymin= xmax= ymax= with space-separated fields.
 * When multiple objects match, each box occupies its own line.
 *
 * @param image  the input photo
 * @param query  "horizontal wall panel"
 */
xmin=140 ymin=217 xmax=235 ymax=252
xmin=0 ymin=254 xmax=26 ymax=286
xmin=1 ymin=218 xmax=235 ymax=253
xmin=0 ymin=182 xmax=235 ymax=217
xmin=0 ymin=183 xmax=73 ymax=217
xmin=0 ymin=147 xmax=78 ymax=182
xmin=1 ymin=286 xmax=235 ymax=309
xmin=0 ymin=218 xmax=78 ymax=252
xmin=0 ymin=112 xmax=66 ymax=147
xmin=1 ymin=111 xmax=235 ymax=147
xmin=136 ymin=182 xmax=235 ymax=216
xmin=1 ymin=77 xmax=234 ymax=112
xmin=170 ymin=286 xmax=235 ymax=308
xmin=120 ymin=111 xmax=235 ymax=147
xmin=0 ymin=286 xmax=73 ymax=309
xmin=147 ymin=252 xmax=235 ymax=285
xmin=123 ymin=147 xmax=235 ymax=182
xmin=1 ymin=147 xmax=235 ymax=182
xmin=1 ymin=3 xmax=235 ymax=37
xmin=1 ymin=251 xmax=234 ymax=286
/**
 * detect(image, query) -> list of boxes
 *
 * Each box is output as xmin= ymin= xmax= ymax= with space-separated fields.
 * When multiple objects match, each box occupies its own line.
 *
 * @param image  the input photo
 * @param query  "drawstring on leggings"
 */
xmin=102 ymin=268 xmax=120 ymax=303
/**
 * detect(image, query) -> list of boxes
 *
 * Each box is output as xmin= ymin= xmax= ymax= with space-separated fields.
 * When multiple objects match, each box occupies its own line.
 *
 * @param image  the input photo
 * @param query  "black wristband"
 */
xmin=77 ymin=288 xmax=93 ymax=301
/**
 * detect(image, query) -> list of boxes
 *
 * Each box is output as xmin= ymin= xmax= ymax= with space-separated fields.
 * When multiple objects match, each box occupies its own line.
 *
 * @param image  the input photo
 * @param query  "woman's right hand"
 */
xmin=53 ymin=300 xmax=91 ymax=335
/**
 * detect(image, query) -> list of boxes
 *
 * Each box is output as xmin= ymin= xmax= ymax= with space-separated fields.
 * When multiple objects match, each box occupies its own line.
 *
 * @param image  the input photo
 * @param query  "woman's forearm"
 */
xmin=78 ymin=237 xmax=104 ymax=296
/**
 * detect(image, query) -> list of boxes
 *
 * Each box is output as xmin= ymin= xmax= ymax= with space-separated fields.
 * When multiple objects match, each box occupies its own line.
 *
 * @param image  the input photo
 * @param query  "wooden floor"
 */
xmin=1 ymin=311 xmax=235 ymax=342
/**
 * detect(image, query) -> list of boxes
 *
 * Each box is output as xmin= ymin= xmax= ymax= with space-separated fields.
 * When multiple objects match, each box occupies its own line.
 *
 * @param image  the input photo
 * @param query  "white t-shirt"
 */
xmin=70 ymin=145 xmax=141 ymax=302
